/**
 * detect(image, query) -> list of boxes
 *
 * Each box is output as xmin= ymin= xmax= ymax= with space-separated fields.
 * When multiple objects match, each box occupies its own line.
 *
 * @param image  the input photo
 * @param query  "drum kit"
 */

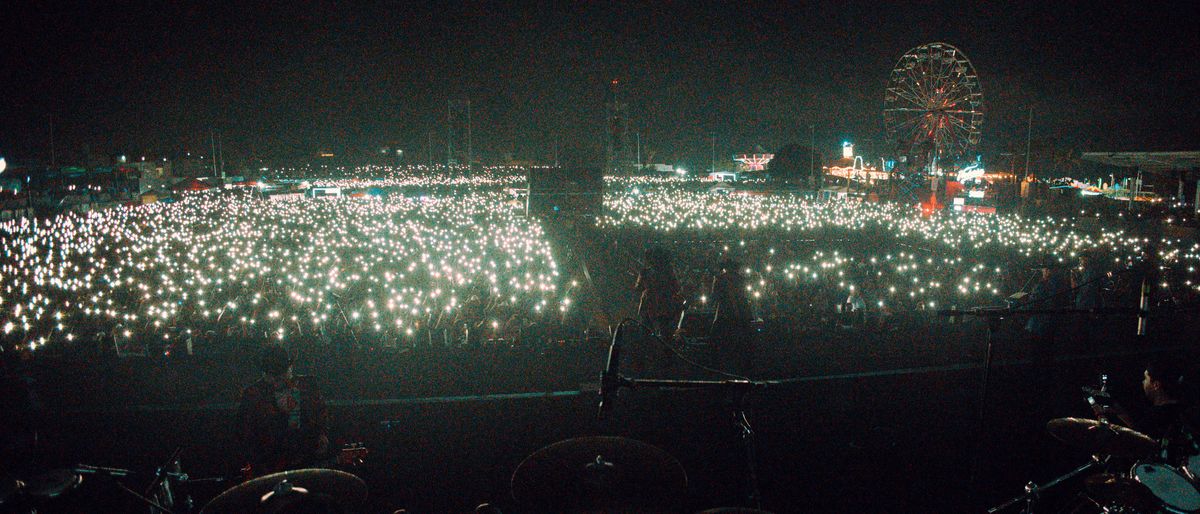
xmin=991 ymin=416 xmax=1200 ymax=513
xmin=0 ymin=437 xmax=767 ymax=513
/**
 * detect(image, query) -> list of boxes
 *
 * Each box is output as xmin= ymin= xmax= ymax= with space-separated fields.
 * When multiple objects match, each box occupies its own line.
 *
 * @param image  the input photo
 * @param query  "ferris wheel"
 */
xmin=884 ymin=42 xmax=983 ymax=168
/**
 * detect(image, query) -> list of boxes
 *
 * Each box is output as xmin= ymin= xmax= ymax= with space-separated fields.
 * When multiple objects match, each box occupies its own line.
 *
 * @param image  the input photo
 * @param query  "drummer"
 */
xmin=1095 ymin=359 xmax=1195 ymax=441
xmin=236 ymin=345 xmax=331 ymax=479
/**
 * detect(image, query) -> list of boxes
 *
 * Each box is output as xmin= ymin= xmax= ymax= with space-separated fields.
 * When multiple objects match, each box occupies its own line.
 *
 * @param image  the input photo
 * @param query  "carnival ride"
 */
xmin=884 ymin=42 xmax=984 ymax=203
xmin=733 ymin=154 xmax=774 ymax=172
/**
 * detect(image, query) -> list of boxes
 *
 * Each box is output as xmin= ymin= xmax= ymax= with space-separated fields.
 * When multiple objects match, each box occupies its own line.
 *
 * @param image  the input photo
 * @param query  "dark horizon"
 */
xmin=2 ymin=1 xmax=1198 ymax=167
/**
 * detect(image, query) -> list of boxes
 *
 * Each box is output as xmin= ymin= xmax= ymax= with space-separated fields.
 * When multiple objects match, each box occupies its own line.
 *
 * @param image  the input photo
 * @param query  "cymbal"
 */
xmin=511 ymin=436 xmax=687 ymax=513
xmin=200 ymin=468 xmax=366 ymax=514
xmin=1046 ymin=417 xmax=1157 ymax=457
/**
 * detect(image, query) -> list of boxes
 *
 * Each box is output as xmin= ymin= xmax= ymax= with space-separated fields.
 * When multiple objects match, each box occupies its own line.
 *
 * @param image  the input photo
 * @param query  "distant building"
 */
xmin=172 ymin=153 xmax=214 ymax=178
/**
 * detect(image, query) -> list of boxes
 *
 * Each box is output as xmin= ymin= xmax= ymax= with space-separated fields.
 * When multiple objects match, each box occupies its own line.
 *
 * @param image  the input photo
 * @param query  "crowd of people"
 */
xmin=0 ymin=167 xmax=1196 ymax=360
xmin=0 ymin=180 xmax=570 ymax=357
xmin=597 ymin=183 xmax=1199 ymax=341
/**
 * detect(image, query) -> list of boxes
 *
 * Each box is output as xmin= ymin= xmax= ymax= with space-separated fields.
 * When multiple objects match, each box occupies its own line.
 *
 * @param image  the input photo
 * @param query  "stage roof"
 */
xmin=1081 ymin=151 xmax=1200 ymax=172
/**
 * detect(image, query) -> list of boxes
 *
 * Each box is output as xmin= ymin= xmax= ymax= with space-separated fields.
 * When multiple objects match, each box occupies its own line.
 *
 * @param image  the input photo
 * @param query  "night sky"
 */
xmin=3 ymin=1 xmax=1198 ymax=166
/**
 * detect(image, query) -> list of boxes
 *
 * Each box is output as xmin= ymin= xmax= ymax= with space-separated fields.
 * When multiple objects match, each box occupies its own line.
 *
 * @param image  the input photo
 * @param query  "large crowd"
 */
xmin=0 ymin=180 xmax=568 ymax=356
xmin=0 ymin=167 xmax=1197 ymax=357
xmin=599 ymin=184 xmax=1200 ymax=325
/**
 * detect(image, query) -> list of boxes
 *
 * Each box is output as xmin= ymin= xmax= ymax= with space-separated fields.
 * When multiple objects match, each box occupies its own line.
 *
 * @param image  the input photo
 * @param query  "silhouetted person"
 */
xmin=711 ymin=259 xmax=754 ymax=375
xmin=1025 ymin=266 xmax=1068 ymax=344
xmin=237 ymin=345 xmax=331 ymax=479
xmin=634 ymin=247 xmax=682 ymax=338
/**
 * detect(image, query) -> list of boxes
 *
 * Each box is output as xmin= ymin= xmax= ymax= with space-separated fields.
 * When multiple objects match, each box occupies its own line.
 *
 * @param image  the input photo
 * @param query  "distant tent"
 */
xmin=172 ymin=178 xmax=212 ymax=192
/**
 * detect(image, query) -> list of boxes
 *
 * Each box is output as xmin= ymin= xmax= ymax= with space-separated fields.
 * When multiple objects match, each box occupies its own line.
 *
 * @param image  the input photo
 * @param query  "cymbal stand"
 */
xmin=75 ymin=464 xmax=177 ymax=514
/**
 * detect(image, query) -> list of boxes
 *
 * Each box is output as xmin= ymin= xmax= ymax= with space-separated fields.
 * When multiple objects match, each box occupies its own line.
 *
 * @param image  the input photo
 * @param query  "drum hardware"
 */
xmin=76 ymin=463 xmax=179 ymax=514
xmin=937 ymin=303 xmax=1143 ymax=487
xmin=1046 ymin=418 xmax=1158 ymax=458
xmin=598 ymin=318 xmax=771 ymax=509
xmin=989 ymin=457 xmax=1105 ymax=513
xmin=199 ymin=468 xmax=366 ymax=514
xmin=511 ymin=436 xmax=688 ymax=514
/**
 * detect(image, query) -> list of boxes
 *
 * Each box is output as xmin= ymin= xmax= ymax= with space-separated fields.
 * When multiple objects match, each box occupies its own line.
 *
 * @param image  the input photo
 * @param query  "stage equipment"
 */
xmin=510 ymin=436 xmax=688 ymax=513
xmin=200 ymin=469 xmax=366 ymax=514
xmin=596 ymin=318 xmax=772 ymax=509
xmin=1045 ymin=418 xmax=1157 ymax=458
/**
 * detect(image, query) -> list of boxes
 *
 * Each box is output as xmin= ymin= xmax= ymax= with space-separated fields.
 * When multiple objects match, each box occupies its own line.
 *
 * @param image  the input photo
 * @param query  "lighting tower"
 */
xmin=604 ymin=79 xmax=635 ymax=174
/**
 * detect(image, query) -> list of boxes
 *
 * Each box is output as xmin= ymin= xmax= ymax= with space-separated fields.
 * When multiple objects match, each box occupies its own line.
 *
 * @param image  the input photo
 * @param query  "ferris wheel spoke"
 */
xmin=942 ymin=124 xmax=972 ymax=150
xmin=942 ymin=88 xmax=980 ymax=108
xmin=889 ymin=113 xmax=926 ymax=135
xmin=946 ymin=115 xmax=976 ymax=134
xmin=887 ymin=86 xmax=926 ymax=108
xmin=906 ymin=117 xmax=936 ymax=145
xmin=903 ymin=65 xmax=933 ymax=101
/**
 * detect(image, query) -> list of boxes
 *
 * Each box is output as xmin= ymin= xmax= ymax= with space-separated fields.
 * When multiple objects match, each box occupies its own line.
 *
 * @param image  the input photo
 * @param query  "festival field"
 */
xmin=2 ymin=167 xmax=1198 ymax=512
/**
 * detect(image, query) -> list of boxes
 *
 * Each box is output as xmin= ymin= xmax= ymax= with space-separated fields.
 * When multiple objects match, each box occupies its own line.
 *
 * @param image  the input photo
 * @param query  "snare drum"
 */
xmin=1132 ymin=462 xmax=1200 ymax=513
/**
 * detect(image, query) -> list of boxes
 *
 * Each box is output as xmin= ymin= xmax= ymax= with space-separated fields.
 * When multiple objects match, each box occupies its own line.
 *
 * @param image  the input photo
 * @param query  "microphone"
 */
xmin=598 ymin=321 xmax=626 ymax=420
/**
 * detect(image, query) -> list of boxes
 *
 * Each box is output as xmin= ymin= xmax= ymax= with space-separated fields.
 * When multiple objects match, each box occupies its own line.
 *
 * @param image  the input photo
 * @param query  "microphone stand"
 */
xmin=603 ymin=374 xmax=772 ymax=510
xmin=936 ymin=306 xmax=1140 ymax=492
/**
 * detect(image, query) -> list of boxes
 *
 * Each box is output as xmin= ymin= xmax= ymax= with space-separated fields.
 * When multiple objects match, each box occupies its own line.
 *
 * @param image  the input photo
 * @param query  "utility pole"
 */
xmin=446 ymin=100 xmax=453 ymax=166
xmin=710 ymin=132 xmax=716 ymax=174
xmin=48 ymin=114 xmax=56 ymax=168
xmin=466 ymin=99 xmax=473 ymax=168
xmin=1023 ymin=106 xmax=1033 ymax=179
xmin=809 ymin=124 xmax=816 ymax=189
xmin=636 ymin=131 xmax=641 ymax=171
xmin=210 ymin=129 xmax=218 ymax=176
xmin=427 ymin=129 xmax=434 ymax=166
xmin=217 ymin=132 xmax=225 ymax=180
